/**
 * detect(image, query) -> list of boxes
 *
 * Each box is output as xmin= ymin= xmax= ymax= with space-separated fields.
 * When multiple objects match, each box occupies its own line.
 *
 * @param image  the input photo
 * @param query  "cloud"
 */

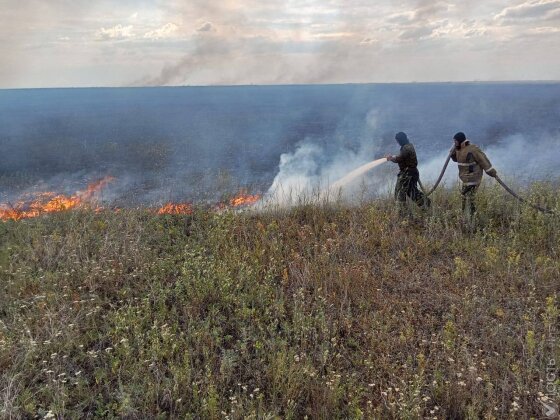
xmin=388 ymin=1 xmax=450 ymax=25
xmin=2 ymin=0 xmax=560 ymax=88
xmin=144 ymin=23 xmax=179 ymax=40
xmin=526 ymin=25 xmax=560 ymax=33
xmin=386 ymin=2 xmax=452 ymax=43
xmin=414 ymin=2 xmax=451 ymax=20
xmin=95 ymin=24 xmax=134 ymax=41
xmin=399 ymin=25 xmax=435 ymax=40
xmin=495 ymin=0 xmax=560 ymax=22
xmin=197 ymin=22 xmax=214 ymax=32
xmin=360 ymin=37 xmax=377 ymax=45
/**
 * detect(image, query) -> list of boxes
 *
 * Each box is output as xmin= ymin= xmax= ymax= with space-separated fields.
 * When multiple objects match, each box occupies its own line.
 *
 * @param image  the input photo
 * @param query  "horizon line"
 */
xmin=1 ymin=79 xmax=560 ymax=91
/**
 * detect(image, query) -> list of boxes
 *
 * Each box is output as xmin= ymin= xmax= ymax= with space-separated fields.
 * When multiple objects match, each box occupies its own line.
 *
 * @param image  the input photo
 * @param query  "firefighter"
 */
xmin=385 ymin=132 xmax=430 ymax=214
xmin=450 ymin=132 xmax=497 ymax=218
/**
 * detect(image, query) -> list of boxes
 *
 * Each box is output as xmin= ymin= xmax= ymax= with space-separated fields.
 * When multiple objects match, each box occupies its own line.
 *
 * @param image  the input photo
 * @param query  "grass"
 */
xmin=1 ymin=182 xmax=559 ymax=419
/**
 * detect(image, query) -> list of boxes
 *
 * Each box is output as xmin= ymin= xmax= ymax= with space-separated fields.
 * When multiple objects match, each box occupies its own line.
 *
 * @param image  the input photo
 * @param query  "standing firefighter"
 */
xmin=450 ymin=132 xmax=497 ymax=218
xmin=386 ymin=132 xmax=430 ymax=214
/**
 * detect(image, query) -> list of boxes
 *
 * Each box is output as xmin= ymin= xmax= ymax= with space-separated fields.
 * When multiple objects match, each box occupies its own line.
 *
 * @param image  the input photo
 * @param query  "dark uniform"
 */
xmin=388 ymin=133 xmax=430 ymax=212
xmin=450 ymin=133 xmax=496 ymax=217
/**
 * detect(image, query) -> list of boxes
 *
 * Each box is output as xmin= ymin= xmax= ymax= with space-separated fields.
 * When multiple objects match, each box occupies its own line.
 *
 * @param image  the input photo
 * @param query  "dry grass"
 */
xmin=1 ymin=182 xmax=559 ymax=419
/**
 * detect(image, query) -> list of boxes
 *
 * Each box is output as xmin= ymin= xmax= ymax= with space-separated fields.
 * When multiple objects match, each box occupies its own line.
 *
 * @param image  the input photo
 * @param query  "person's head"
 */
xmin=395 ymin=132 xmax=409 ymax=146
xmin=453 ymin=132 xmax=467 ymax=148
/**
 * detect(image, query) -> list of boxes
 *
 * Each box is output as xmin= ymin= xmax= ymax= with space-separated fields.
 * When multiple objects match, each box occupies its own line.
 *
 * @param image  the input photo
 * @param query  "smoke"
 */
xmin=132 ymin=34 xmax=231 ymax=87
xmin=264 ymin=109 xmax=394 ymax=205
xmin=133 ymin=34 xmax=371 ymax=87
xmin=1 ymin=83 xmax=559 ymax=208
xmin=131 ymin=0 xmax=380 ymax=87
xmin=419 ymin=132 xmax=560 ymax=189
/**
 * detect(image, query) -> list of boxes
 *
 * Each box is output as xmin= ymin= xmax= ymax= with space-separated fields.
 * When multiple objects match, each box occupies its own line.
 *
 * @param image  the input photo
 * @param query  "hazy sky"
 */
xmin=1 ymin=0 xmax=559 ymax=88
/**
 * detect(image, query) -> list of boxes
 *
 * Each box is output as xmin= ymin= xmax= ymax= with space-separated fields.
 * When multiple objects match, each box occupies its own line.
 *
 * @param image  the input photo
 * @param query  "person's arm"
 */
xmin=385 ymin=153 xmax=401 ymax=163
xmin=450 ymin=148 xmax=457 ymax=162
xmin=388 ymin=145 xmax=411 ymax=163
xmin=473 ymin=146 xmax=497 ymax=177
xmin=392 ymin=153 xmax=404 ymax=163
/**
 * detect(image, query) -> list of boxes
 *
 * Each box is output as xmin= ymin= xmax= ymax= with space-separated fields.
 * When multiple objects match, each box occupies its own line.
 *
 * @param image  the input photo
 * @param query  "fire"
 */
xmin=157 ymin=203 xmax=193 ymax=215
xmin=1 ymin=182 xmax=261 ymax=222
xmin=157 ymin=190 xmax=261 ymax=215
xmin=229 ymin=191 xmax=261 ymax=207
xmin=77 ymin=176 xmax=114 ymax=201
xmin=0 ymin=176 xmax=114 ymax=222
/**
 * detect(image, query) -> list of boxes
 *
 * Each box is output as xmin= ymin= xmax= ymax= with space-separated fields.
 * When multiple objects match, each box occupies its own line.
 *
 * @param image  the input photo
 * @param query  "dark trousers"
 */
xmin=461 ymin=184 xmax=478 ymax=217
xmin=395 ymin=168 xmax=430 ymax=210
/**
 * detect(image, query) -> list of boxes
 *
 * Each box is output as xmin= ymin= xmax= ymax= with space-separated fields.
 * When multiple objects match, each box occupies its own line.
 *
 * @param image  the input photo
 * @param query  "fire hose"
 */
xmin=493 ymin=175 xmax=555 ymax=215
xmin=418 ymin=152 xmax=452 ymax=197
xmin=418 ymin=150 xmax=556 ymax=215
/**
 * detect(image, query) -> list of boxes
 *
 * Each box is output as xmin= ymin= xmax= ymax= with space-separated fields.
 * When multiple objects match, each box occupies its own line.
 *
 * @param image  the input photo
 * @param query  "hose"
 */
xmin=418 ymin=150 xmax=556 ymax=214
xmin=418 ymin=151 xmax=453 ymax=197
xmin=494 ymin=175 xmax=556 ymax=215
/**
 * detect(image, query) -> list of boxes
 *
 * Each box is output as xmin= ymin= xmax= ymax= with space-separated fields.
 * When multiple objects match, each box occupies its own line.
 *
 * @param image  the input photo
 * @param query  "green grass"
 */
xmin=1 ymin=182 xmax=559 ymax=419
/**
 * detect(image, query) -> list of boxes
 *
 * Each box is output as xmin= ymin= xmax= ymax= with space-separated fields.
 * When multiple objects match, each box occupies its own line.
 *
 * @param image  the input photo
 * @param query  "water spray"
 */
xmin=329 ymin=158 xmax=388 ymax=192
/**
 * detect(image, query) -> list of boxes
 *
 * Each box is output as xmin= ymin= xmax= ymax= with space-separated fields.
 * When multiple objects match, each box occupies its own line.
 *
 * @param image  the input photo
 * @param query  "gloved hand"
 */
xmin=486 ymin=168 xmax=497 ymax=178
xmin=385 ymin=154 xmax=394 ymax=162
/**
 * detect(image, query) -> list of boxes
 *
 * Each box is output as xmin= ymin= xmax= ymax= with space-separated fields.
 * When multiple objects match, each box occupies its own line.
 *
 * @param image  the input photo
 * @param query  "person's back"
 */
xmin=450 ymin=132 xmax=497 ymax=219
xmin=451 ymin=141 xmax=494 ymax=187
xmin=386 ymin=132 xmax=429 ymax=215
xmin=395 ymin=143 xmax=418 ymax=172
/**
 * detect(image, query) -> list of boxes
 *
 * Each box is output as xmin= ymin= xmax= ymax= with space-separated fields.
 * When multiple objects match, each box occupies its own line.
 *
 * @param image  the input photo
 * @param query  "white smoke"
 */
xmin=264 ymin=109 xmax=394 ymax=206
xmin=266 ymin=115 xmax=560 ymax=208
xmin=486 ymin=134 xmax=558 ymax=181
xmin=419 ymin=133 xmax=560 ymax=189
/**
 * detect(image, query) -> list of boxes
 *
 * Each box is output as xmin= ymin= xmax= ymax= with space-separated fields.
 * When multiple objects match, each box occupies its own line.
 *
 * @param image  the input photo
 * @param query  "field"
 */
xmin=1 ymin=182 xmax=559 ymax=419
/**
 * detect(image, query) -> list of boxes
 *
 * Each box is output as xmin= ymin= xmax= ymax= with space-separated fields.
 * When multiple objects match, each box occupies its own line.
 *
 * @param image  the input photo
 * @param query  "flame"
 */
xmin=1 ymin=182 xmax=261 ymax=221
xmin=0 ymin=176 xmax=114 ymax=222
xmin=157 ymin=203 xmax=193 ymax=215
xmin=229 ymin=191 xmax=261 ymax=207
xmin=158 ymin=190 xmax=261 ymax=215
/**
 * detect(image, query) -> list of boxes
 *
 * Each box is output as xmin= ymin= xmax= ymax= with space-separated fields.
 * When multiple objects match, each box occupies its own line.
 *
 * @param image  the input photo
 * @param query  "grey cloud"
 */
xmin=197 ymin=22 xmax=214 ymax=32
xmin=414 ymin=1 xmax=450 ymax=20
xmin=360 ymin=37 xmax=377 ymax=44
xmin=464 ymin=28 xmax=488 ymax=37
xmin=495 ymin=0 xmax=560 ymax=22
xmin=399 ymin=25 xmax=435 ymax=40
xmin=388 ymin=1 xmax=450 ymax=25
xmin=385 ymin=1 xmax=451 ymax=43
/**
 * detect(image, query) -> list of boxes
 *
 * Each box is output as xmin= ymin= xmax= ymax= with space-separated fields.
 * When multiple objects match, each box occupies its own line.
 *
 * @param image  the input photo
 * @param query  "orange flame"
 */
xmin=0 ymin=176 xmax=114 ymax=222
xmin=1 ymin=182 xmax=261 ymax=221
xmin=157 ymin=203 xmax=193 ymax=215
xmin=229 ymin=191 xmax=261 ymax=207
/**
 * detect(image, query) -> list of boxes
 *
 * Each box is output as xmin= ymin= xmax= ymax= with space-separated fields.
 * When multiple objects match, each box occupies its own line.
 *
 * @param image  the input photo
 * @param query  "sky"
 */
xmin=1 ymin=0 xmax=559 ymax=88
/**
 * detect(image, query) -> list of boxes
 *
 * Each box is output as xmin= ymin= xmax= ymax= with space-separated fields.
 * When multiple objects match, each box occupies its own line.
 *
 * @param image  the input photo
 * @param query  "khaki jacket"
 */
xmin=450 ymin=141 xmax=494 ymax=186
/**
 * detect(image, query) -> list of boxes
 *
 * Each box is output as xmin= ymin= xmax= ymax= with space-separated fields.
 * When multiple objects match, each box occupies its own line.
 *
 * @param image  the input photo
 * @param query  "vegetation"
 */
xmin=1 ymin=182 xmax=559 ymax=419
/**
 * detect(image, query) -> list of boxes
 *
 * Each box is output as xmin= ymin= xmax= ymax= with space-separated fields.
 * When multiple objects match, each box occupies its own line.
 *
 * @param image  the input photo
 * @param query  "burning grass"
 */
xmin=0 ymin=179 xmax=262 ymax=221
xmin=0 ymin=177 xmax=115 ymax=222
xmin=0 ymin=182 xmax=559 ymax=418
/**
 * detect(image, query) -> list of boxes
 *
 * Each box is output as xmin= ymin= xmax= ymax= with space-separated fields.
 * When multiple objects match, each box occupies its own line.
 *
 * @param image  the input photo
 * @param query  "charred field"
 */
xmin=1 ymin=182 xmax=559 ymax=419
